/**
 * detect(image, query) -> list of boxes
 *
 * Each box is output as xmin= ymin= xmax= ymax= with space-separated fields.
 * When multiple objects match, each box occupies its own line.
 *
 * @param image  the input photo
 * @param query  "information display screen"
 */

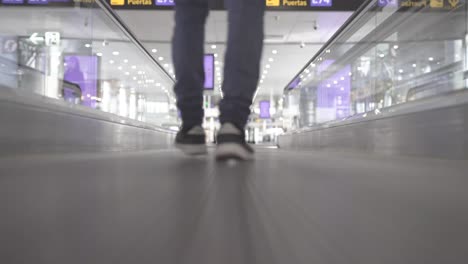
xmin=259 ymin=101 xmax=271 ymax=119
xmin=204 ymin=54 xmax=215 ymax=90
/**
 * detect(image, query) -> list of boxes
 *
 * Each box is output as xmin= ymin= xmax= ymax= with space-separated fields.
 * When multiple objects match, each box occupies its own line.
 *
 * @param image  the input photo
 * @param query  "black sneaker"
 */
xmin=215 ymin=123 xmax=254 ymax=161
xmin=175 ymin=125 xmax=207 ymax=155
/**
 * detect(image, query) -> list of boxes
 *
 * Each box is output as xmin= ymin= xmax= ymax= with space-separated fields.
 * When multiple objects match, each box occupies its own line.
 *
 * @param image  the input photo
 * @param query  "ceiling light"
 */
xmin=266 ymin=64 xmax=271 ymax=69
xmin=327 ymin=84 xmax=331 ymax=88
xmin=412 ymin=64 xmax=417 ymax=68
xmin=379 ymin=54 xmax=385 ymax=58
xmin=263 ymin=70 xmax=268 ymax=74
xmin=428 ymin=57 xmax=434 ymax=61
xmin=131 ymin=65 xmax=137 ymax=69
xmin=393 ymin=45 xmax=399 ymax=50
xmin=311 ymin=64 xmax=316 ymax=68
xmin=399 ymin=69 xmax=404 ymax=73
xmin=109 ymin=60 xmax=114 ymax=64
xmin=85 ymin=43 xmax=91 ymax=48
xmin=268 ymin=58 xmax=274 ymax=62
xmin=112 ymin=51 xmax=119 ymax=56
xmin=125 ymin=72 xmax=130 ymax=75
xmin=158 ymin=57 xmax=164 ymax=61
xmin=96 ymin=52 xmax=103 ymax=57
xmin=305 ymin=69 xmax=310 ymax=73
xmin=118 ymin=66 xmax=123 ymax=70
xmin=164 ymin=64 xmax=169 ymax=68
xmin=156 ymin=83 xmax=161 ymax=86
xmin=152 ymin=49 xmax=157 ymax=53
xmin=211 ymin=45 xmax=217 ymax=49
xmin=333 ymin=80 xmax=338 ymax=84
xmin=123 ymin=59 xmax=128 ymax=63
xmin=214 ymin=53 xmax=218 ymax=58
xmin=341 ymin=77 xmax=345 ymax=80
xmin=272 ymin=50 xmax=278 ymax=54
xmin=133 ymin=77 xmax=137 ymax=80
xmin=215 ymin=61 xmax=219 ymax=65
xmin=138 ymin=71 xmax=143 ymax=75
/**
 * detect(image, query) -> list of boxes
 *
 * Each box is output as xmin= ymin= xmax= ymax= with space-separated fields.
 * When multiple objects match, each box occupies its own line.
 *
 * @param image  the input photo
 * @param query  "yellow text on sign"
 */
xmin=430 ymin=0 xmax=444 ymax=8
xmin=266 ymin=0 xmax=280 ymax=6
xmin=110 ymin=0 xmax=125 ymax=5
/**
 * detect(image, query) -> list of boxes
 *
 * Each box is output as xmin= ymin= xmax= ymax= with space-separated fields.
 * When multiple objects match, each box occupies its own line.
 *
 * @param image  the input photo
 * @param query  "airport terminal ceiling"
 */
xmin=117 ymin=10 xmax=354 ymax=100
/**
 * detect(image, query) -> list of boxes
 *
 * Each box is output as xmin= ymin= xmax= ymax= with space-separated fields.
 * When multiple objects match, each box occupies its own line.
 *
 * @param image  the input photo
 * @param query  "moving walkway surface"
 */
xmin=1 ymin=148 xmax=467 ymax=264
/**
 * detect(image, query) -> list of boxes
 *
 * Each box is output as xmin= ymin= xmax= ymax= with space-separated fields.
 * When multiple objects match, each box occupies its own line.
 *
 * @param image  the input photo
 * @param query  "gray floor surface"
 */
xmin=1 ymin=148 xmax=467 ymax=264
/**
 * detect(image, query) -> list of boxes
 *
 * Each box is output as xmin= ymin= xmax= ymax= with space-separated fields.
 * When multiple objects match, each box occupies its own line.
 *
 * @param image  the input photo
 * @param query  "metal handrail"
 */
xmin=283 ymin=0 xmax=376 ymax=92
xmin=94 ymin=0 xmax=175 ymax=83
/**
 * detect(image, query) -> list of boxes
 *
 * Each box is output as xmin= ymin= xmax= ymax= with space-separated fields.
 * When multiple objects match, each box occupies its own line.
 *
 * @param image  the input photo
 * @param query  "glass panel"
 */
xmin=0 ymin=1 xmax=177 ymax=128
xmin=285 ymin=0 xmax=468 ymax=130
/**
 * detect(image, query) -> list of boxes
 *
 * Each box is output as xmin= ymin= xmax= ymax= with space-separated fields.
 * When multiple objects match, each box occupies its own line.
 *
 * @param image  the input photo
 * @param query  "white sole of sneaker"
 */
xmin=215 ymin=143 xmax=254 ymax=161
xmin=175 ymin=144 xmax=207 ymax=156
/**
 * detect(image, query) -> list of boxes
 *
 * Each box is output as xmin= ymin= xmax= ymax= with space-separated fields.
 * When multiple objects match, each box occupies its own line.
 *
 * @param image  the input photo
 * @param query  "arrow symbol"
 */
xmin=448 ymin=0 xmax=460 ymax=8
xmin=29 ymin=33 xmax=44 ymax=45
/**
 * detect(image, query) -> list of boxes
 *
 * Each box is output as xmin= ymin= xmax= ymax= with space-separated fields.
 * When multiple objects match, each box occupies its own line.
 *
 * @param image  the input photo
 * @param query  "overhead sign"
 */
xmin=0 ymin=0 xmax=363 ymax=10
xmin=108 ymin=0 xmax=363 ymax=10
xmin=378 ymin=0 xmax=465 ymax=9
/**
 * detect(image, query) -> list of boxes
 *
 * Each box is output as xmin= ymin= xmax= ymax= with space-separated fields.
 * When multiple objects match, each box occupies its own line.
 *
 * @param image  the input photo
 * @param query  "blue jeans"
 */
xmin=172 ymin=0 xmax=265 ymax=129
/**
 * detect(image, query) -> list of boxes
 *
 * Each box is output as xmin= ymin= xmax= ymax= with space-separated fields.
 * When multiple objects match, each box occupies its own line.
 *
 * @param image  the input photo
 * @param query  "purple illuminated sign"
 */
xmin=64 ymin=55 xmax=99 ymax=108
xmin=204 ymin=54 xmax=214 ymax=90
xmin=28 ymin=0 xmax=48 ymax=4
xmin=310 ymin=0 xmax=332 ymax=7
xmin=155 ymin=0 xmax=174 ymax=6
xmin=378 ymin=0 xmax=398 ymax=7
xmin=1 ymin=0 xmax=24 ymax=4
xmin=259 ymin=101 xmax=271 ymax=119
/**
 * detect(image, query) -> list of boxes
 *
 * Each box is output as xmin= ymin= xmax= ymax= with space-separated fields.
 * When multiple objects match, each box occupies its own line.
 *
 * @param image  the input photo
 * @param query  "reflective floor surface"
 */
xmin=1 ymin=148 xmax=467 ymax=264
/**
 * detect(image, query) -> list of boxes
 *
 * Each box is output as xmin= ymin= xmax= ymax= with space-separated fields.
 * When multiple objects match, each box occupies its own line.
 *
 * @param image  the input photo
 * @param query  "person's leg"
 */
xmin=172 ymin=0 xmax=210 ymax=130
xmin=216 ymin=0 xmax=264 ymax=160
xmin=220 ymin=0 xmax=265 ymax=129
